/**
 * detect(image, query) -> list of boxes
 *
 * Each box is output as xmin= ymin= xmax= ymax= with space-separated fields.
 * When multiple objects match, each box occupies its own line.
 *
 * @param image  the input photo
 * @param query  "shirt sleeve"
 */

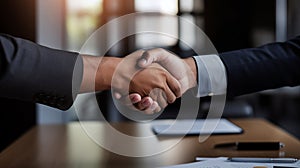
xmin=0 ymin=34 xmax=83 ymax=110
xmin=192 ymin=55 xmax=227 ymax=97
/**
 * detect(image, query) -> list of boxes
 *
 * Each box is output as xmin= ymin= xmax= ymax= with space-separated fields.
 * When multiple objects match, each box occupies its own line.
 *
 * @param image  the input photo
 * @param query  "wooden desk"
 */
xmin=0 ymin=118 xmax=299 ymax=168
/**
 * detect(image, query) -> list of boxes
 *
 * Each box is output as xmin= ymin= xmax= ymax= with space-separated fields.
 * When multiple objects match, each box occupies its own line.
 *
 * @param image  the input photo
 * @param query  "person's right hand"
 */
xmin=133 ymin=48 xmax=198 ymax=111
xmin=112 ymin=50 xmax=181 ymax=114
xmin=80 ymin=51 xmax=179 ymax=114
xmin=139 ymin=48 xmax=197 ymax=95
xmin=128 ymin=63 xmax=181 ymax=113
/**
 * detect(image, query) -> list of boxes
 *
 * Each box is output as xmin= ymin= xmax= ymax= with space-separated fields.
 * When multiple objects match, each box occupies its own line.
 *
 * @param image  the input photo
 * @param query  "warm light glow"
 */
xmin=135 ymin=15 xmax=178 ymax=48
xmin=67 ymin=0 xmax=103 ymax=12
xmin=180 ymin=0 xmax=194 ymax=12
xmin=66 ymin=0 xmax=103 ymax=51
xmin=135 ymin=0 xmax=178 ymax=15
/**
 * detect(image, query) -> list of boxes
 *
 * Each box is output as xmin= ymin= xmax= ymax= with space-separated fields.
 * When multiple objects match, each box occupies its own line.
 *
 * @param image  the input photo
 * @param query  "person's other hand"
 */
xmin=138 ymin=48 xmax=197 ymax=94
xmin=129 ymin=63 xmax=181 ymax=114
xmin=80 ymin=53 xmax=164 ymax=113
xmin=112 ymin=50 xmax=181 ymax=114
xmin=133 ymin=48 xmax=197 ymax=110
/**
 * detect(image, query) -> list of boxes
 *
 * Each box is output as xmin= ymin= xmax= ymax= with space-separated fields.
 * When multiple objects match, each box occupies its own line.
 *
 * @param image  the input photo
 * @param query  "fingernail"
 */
xmin=139 ymin=59 xmax=147 ymax=66
xmin=131 ymin=97 xmax=139 ymax=103
xmin=142 ymin=99 xmax=150 ymax=107
xmin=129 ymin=95 xmax=139 ymax=103
xmin=114 ymin=92 xmax=122 ymax=99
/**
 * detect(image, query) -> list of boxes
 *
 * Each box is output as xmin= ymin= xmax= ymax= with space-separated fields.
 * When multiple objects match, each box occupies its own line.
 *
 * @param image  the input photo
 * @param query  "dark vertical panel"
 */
xmin=0 ymin=0 xmax=36 ymax=41
xmin=204 ymin=0 xmax=253 ymax=52
xmin=0 ymin=0 xmax=36 ymax=151
xmin=204 ymin=0 xmax=275 ymax=52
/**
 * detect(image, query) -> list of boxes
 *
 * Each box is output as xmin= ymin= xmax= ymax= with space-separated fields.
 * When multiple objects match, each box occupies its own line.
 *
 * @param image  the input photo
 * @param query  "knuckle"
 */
xmin=174 ymin=85 xmax=181 ymax=96
xmin=170 ymin=96 xmax=176 ymax=103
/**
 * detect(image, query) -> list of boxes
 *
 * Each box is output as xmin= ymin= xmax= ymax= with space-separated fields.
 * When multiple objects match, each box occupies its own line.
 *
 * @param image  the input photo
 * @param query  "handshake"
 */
xmin=80 ymin=48 xmax=198 ymax=114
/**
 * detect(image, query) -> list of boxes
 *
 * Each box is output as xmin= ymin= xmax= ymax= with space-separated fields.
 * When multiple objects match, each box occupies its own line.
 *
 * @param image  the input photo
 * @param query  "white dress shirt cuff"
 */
xmin=193 ymin=55 xmax=227 ymax=97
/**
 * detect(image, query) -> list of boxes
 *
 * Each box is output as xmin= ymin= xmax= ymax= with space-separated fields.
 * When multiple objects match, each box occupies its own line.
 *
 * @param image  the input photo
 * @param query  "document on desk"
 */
xmin=160 ymin=159 xmax=300 ymax=168
xmin=152 ymin=118 xmax=243 ymax=135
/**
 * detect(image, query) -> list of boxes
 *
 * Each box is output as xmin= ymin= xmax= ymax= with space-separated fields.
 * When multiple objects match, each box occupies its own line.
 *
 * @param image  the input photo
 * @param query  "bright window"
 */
xmin=135 ymin=0 xmax=178 ymax=15
xmin=66 ymin=0 xmax=103 ymax=51
xmin=134 ymin=0 xmax=179 ymax=48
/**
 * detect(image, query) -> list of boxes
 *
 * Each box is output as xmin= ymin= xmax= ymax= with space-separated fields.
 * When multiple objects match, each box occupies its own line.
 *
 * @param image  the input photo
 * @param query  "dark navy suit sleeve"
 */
xmin=219 ymin=35 xmax=300 ymax=97
xmin=0 ymin=34 xmax=83 ymax=110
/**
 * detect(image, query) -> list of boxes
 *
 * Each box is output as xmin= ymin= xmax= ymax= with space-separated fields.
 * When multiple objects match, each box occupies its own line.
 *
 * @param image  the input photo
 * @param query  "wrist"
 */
xmin=96 ymin=57 xmax=122 ymax=91
xmin=80 ymin=55 xmax=99 ymax=93
xmin=183 ymin=57 xmax=197 ymax=89
xmin=80 ymin=55 xmax=121 ymax=93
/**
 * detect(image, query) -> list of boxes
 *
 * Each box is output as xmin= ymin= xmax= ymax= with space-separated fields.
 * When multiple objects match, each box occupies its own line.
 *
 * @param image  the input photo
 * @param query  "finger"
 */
xmin=118 ymin=94 xmax=141 ymax=106
xmin=129 ymin=93 xmax=142 ymax=104
xmin=135 ymin=97 xmax=153 ymax=111
xmin=162 ymin=83 xmax=177 ymax=104
xmin=151 ymin=101 xmax=161 ymax=113
xmin=142 ymin=49 xmax=184 ymax=79
xmin=113 ymin=91 xmax=122 ymax=100
xmin=166 ymin=72 xmax=182 ymax=98
xmin=143 ymin=101 xmax=161 ymax=114
xmin=156 ymin=91 xmax=168 ymax=109
xmin=138 ymin=48 xmax=170 ymax=67
xmin=138 ymin=51 xmax=154 ymax=68
xmin=144 ymin=48 xmax=175 ymax=64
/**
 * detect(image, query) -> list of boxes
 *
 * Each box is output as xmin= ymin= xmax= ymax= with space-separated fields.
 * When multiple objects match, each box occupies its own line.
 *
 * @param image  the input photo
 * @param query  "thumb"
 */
xmin=138 ymin=48 xmax=170 ymax=68
xmin=113 ymin=91 xmax=122 ymax=100
xmin=137 ymin=51 xmax=153 ymax=68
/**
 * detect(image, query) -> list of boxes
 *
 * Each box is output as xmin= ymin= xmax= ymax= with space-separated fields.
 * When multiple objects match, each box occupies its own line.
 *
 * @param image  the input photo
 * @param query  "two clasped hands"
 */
xmin=1 ymin=34 xmax=299 ymax=112
xmin=80 ymin=48 xmax=198 ymax=114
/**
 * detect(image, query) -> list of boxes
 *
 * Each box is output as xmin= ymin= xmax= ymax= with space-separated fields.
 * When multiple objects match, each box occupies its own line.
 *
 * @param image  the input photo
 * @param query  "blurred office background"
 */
xmin=0 ymin=0 xmax=299 ymax=151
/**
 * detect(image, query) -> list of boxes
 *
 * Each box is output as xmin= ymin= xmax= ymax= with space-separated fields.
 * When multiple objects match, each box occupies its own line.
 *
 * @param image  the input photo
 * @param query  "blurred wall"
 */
xmin=0 ymin=0 xmax=36 ymax=151
xmin=36 ymin=0 xmax=77 ymax=124
xmin=288 ymin=0 xmax=300 ymax=38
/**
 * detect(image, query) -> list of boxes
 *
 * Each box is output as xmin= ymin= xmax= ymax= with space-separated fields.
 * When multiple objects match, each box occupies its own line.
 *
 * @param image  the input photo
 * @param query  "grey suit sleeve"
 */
xmin=0 ymin=34 xmax=83 ymax=110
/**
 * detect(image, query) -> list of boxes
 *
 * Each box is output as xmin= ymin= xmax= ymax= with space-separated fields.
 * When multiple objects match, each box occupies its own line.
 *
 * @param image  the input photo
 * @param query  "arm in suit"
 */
xmin=220 ymin=35 xmax=300 ymax=97
xmin=0 ymin=34 xmax=180 ymax=113
xmin=136 ymin=35 xmax=300 ymax=111
xmin=0 ymin=34 xmax=83 ymax=110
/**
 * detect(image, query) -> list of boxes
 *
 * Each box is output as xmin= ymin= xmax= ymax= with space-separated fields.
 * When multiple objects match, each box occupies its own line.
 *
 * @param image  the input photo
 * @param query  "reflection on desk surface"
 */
xmin=0 ymin=119 xmax=299 ymax=168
